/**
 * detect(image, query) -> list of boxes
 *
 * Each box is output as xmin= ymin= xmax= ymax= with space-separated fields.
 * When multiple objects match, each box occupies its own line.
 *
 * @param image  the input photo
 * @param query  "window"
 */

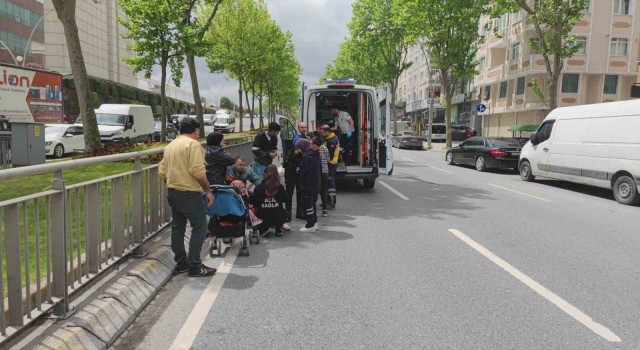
xmin=536 ymin=121 xmax=555 ymax=144
xmin=511 ymin=9 xmax=523 ymax=22
xmin=603 ymin=75 xmax=619 ymax=94
xmin=530 ymin=38 xmax=541 ymax=54
xmin=483 ymin=86 xmax=491 ymax=100
xmin=492 ymin=14 xmax=508 ymax=31
xmin=613 ymin=0 xmax=630 ymax=15
xmin=516 ymin=77 xmax=525 ymax=95
xmin=575 ymin=36 xmax=587 ymax=55
xmin=582 ymin=0 xmax=591 ymax=13
xmin=561 ymin=74 xmax=579 ymax=93
xmin=511 ymin=42 xmax=521 ymax=60
xmin=499 ymin=81 xmax=508 ymax=98
xmin=610 ymin=38 xmax=629 ymax=56
xmin=478 ymin=57 xmax=486 ymax=71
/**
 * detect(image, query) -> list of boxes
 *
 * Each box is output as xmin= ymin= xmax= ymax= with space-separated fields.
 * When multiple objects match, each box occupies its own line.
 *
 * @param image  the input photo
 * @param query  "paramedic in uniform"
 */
xmin=322 ymin=124 xmax=339 ymax=209
xmin=330 ymin=104 xmax=355 ymax=164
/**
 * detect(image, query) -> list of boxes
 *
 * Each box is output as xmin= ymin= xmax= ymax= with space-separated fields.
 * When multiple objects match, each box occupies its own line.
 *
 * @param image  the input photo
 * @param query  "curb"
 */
xmin=34 ymin=246 xmax=176 ymax=350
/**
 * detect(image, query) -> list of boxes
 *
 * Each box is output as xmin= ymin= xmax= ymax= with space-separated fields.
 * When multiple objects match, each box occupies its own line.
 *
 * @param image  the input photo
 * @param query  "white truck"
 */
xmin=76 ymin=104 xmax=155 ymax=144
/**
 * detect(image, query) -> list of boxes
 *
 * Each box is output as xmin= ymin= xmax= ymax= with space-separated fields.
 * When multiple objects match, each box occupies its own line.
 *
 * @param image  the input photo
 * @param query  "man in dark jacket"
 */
xmin=252 ymin=122 xmax=281 ymax=184
xmin=205 ymin=132 xmax=235 ymax=185
xmin=299 ymin=136 xmax=322 ymax=232
xmin=284 ymin=122 xmax=308 ymax=221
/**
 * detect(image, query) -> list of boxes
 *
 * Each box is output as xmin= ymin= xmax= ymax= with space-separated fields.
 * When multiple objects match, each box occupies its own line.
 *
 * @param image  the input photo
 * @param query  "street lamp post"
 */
xmin=0 ymin=40 xmax=19 ymax=66
xmin=21 ymin=8 xmax=55 ymax=67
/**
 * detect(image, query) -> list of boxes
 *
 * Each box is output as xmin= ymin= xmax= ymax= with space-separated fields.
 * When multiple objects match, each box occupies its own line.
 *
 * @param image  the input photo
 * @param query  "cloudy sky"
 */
xmin=152 ymin=0 xmax=354 ymax=106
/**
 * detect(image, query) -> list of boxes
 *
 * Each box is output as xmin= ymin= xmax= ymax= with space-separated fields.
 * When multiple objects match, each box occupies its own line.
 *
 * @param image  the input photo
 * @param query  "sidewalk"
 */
xmin=422 ymin=141 xmax=459 ymax=152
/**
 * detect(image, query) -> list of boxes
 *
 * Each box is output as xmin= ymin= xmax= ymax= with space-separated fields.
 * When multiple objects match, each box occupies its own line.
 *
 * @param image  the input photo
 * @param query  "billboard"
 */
xmin=0 ymin=63 xmax=64 ymax=123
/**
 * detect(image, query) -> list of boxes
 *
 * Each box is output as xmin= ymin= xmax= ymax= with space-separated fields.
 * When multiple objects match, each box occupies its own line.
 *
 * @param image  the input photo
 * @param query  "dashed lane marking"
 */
xmin=448 ymin=229 xmax=621 ymax=343
xmin=487 ymin=183 xmax=551 ymax=203
xmin=379 ymin=181 xmax=409 ymax=200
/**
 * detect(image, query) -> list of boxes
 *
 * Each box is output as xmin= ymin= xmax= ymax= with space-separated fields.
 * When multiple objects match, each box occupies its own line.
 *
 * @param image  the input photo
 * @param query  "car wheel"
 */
xmin=53 ymin=144 xmax=65 ymax=158
xmin=124 ymin=137 xmax=131 ymax=144
xmin=363 ymin=179 xmax=375 ymax=189
xmin=475 ymin=156 xmax=486 ymax=172
xmin=446 ymin=152 xmax=455 ymax=165
xmin=146 ymin=135 xmax=153 ymax=144
xmin=519 ymin=160 xmax=535 ymax=182
xmin=612 ymin=175 xmax=640 ymax=205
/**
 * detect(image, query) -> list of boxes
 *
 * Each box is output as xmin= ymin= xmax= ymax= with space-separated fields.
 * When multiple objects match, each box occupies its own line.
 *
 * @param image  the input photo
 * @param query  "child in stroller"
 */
xmin=205 ymin=185 xmax=258 ymax=257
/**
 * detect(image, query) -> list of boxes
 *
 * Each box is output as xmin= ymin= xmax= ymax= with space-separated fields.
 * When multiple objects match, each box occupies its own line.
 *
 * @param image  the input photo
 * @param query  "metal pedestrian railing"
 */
xmin=0 ymin=140 xmax=254 ymax=344
xmin=0 ymin=137 xmax=10 ymax=169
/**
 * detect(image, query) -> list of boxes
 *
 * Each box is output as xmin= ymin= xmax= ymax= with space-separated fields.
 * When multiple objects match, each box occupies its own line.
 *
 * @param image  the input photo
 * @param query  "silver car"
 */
xmin=392 ymin=131 xmax=423 ymax=150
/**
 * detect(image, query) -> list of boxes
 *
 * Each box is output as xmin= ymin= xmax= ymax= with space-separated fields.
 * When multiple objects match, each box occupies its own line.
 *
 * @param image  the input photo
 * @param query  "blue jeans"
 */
xmin=167 ymin=189 xmax=207 ymax=266
xmin=252 ymin=162 xmax=267 ymax=185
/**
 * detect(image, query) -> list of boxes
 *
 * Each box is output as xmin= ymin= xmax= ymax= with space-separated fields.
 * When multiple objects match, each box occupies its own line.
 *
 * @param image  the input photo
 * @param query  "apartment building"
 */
xmin=43 ymin=0 xmax=136 ymax=87
xmin=0 ymin=0 xmax=46 ymax=68
xmin=395 ymin=44 xmax=445 ymax=131
xmin=476 ymin=0 xmax=640 ymax=137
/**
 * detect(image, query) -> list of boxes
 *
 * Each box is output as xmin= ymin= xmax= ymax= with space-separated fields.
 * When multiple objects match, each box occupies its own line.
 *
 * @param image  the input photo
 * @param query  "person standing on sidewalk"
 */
xmin=299 ymin=137 xmax=322 ymax=232
xmin=317 ymin=133 xmax=329 ymax=217
xmin=158 ymin=117 xmax=216 ymax=277
xmin=252 ymin=122 xmax=281 ymax=184
xmin=284 ymin=122 xmax=307 ymax=221
xmin=322 ymin=125 xmax=340 ymax=209
xmin=330 ymin=104 xmax=354 ymax=164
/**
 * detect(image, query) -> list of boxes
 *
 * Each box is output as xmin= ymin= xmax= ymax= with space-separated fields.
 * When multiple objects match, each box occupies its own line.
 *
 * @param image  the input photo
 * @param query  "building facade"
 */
xmin=395 ymin=44 xmax=445 ymax=133
xmin=0 ymin=0 xmax=46 ymax=69
xmin=476 ymin=0 xmax=640 ymax=137
xmin=43 ymin=0 xmax=136 ymax=87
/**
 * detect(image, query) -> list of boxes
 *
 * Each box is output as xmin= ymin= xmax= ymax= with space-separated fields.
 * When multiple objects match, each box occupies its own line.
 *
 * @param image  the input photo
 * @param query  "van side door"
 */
xmin=530 ymin=120 xmax=555 ymax=177
xmin=377 ymin=86 xmax=394 ymax=175
xmin=547 ymin=118 xmax=588 ymax=183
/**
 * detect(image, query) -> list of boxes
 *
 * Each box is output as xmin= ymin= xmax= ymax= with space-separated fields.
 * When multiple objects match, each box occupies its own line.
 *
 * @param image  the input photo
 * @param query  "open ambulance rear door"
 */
xmin=377 ymin=85 xmax=394 ymax=175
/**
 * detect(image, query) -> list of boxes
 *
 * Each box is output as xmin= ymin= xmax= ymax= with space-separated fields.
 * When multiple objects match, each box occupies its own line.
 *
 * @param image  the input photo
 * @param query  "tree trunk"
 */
xmin=445 ymin=93 xmax=453 ymax=149
xmin=251 ymin=92 xmax=256 ymax=129
xmin=237 ymin=81 xmax=243 ymax=132
xmin=258 ymin=90 xmax=264 ymax=129
xmin=160 ymin=54 xmax=168 ymax=142
xmin=245 ymin=90 xmax=254 ymax=130
xmin=390 ymin=82 xmax=398 ymax=134
xmin=52 ymin=0 xmax=101 ymax=151
xmin=187 ymin=55 xmax=205 ymax=138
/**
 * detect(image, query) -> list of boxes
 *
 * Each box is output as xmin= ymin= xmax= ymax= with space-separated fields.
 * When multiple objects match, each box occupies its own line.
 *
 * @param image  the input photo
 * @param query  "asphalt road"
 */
xmin=114 ymin=146 xmax=640 ymax=350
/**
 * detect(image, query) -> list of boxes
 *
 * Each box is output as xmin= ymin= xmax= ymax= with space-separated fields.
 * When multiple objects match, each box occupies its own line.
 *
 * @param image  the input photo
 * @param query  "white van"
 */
xmin=519 ymin=99 xmax=640 ymax=205
xmin=214 ymin=111 xmax=236 ymax=133
xmin=280 ymin=80 xmax=394 ymax=189
xmin=79 ymin=104 xmax=155 ymax=144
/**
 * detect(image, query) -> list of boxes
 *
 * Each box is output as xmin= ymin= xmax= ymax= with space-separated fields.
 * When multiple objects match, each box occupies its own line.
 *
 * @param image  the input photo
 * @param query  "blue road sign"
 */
xmin=476 ymin=104 xmax=487 ymax=113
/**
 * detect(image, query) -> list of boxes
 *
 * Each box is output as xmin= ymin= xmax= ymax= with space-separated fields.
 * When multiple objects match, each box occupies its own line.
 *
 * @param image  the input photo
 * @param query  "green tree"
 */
xmin=346 ymin=0 xmax=413 ymax=133
xmin=490 ymin=0 xmax=588 ymax=112
xmin=118 ymin=0 xmax=189 ymax=141
xmin=51 ymin=0 xmax=101 ymax=151
xmin=184 ymin=0 xmax=223 ymax=137
xmin=219 ymin=96 xmax=236 ymax=110
xmin=400 ymin=0 xmax=487 ymax=148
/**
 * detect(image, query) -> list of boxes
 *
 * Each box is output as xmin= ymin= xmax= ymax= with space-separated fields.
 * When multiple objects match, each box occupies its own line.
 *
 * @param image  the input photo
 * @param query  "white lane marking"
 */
xmin=429 ymin=166 xmax=455 ymax=174
xmin=379 ymin=181 xmax=409 ymax=200
xmin=401 ymin=156 xmax=417 ymax=163
xmin=169 ymin=244 xmax=239 ymax=350
xmin=448 ymin=229 xmax=621 ymax=343
xmin=487 ymin=183 xmax=551 ymax=203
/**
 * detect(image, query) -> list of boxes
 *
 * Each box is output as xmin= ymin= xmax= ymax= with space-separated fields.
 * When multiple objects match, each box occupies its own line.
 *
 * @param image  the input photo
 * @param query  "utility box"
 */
xmin=11 ymin=122 xmax=45 ymax=167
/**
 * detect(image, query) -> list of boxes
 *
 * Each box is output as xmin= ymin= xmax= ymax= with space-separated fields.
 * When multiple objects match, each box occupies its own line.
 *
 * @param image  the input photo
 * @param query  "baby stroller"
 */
xmin=205 ymin=185 xmax=259 ymax=257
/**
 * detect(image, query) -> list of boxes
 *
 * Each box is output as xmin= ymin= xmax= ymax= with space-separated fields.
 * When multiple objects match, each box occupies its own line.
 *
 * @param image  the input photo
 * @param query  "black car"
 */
xmin=445 ymin=137 xmax=522 ymax=172
xmin=153 ymin=121 xmax=178 ymax=142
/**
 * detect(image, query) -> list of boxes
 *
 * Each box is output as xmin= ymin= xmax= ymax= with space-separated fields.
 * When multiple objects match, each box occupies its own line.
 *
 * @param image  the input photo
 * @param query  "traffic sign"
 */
xmin=476 ymin=104 xmax=487 ymax=113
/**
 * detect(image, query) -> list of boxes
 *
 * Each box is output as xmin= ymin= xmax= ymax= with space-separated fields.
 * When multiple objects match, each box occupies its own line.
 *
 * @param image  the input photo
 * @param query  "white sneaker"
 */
xmin=300 ymin=224 xmax=319 ymax=233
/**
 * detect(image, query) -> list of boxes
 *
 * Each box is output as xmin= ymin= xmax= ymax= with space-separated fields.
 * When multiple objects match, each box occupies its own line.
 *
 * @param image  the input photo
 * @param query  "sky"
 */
xmin=151 ymin=0 xmax=354 ymax=106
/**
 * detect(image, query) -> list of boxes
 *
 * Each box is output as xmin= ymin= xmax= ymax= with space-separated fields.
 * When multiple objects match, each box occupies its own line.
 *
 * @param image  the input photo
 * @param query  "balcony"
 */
xmin=488 ymin=30 xmax=507 ymax=48
xmin=486 ymin=64 xmax=504 ymax=83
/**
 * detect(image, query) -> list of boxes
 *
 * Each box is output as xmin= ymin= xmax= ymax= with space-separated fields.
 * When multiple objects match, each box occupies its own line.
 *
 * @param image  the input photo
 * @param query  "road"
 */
xmin=114 ymin=146 xmax=640 ymax=350
xmin=205 ymin=116 xmax=269 ymax=134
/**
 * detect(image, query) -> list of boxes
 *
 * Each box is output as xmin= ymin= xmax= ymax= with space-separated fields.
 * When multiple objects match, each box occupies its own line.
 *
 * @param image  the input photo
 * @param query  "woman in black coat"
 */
xmin=205 ymin=132 xmax=235 ymax=185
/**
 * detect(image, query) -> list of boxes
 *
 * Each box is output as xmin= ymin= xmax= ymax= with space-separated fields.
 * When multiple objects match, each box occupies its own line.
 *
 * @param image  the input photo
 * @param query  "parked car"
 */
xmin=170 ymin=114 xmax=188 ymax=128
xmin=153 ymin=121 xmax=178 ymax=142
xmin=203 ymin=114 xmax=216 ymax=125
xmin=446 ymin=137 xmax=522 ymax=172
xmin=392 ymin=131 xmax=423 ymax=150
xmin=519 ymin=99 xmax=640 ymax=205
xmin=45 ymin=124 xmax=85 ymax=158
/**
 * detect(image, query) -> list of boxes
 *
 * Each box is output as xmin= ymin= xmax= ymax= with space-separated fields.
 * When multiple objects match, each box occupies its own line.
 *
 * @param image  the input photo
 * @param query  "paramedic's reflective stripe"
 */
xmin=252 ymin=147 xmax=260 ymax=150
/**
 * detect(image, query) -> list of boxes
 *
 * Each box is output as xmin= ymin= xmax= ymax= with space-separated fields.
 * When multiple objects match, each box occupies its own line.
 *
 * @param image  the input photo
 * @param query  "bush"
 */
xmin=87 ymin=142 xmax=167 ymax=164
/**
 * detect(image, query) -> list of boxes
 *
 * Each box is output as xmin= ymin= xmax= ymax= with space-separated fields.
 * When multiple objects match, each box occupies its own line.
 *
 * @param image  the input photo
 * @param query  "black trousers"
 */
xmin=284 ymin=167 xmax=302 ymax=219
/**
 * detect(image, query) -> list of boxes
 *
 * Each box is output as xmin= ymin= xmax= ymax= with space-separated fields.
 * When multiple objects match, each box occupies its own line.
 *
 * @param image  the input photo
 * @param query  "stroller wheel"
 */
xmin=242 ymin=236 xmax=250 ymax=256
xmin=209 ymin=240 xmax=217 ymax=257
xmin=252 ymin=228 xmax=260 ymax=244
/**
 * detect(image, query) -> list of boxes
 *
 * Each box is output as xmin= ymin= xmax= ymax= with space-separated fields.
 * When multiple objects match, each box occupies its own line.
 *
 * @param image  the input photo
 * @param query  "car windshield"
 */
xmin=96 ymin=113 xmax=127 ymax=126
xmin=45 ymin=126 xmax=68 ymax=138
xmin=432 ymin=125 xmax=446 ymax=134
xmin=488 ymin=138 xmax=521 ymax=148
xmin=403 ymin=132 xmax=418 ymax=136
xmin=154 ymin=122 xmax=161 ymax=131
xmin=216 ymin=118 xmax=228 ymax=124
